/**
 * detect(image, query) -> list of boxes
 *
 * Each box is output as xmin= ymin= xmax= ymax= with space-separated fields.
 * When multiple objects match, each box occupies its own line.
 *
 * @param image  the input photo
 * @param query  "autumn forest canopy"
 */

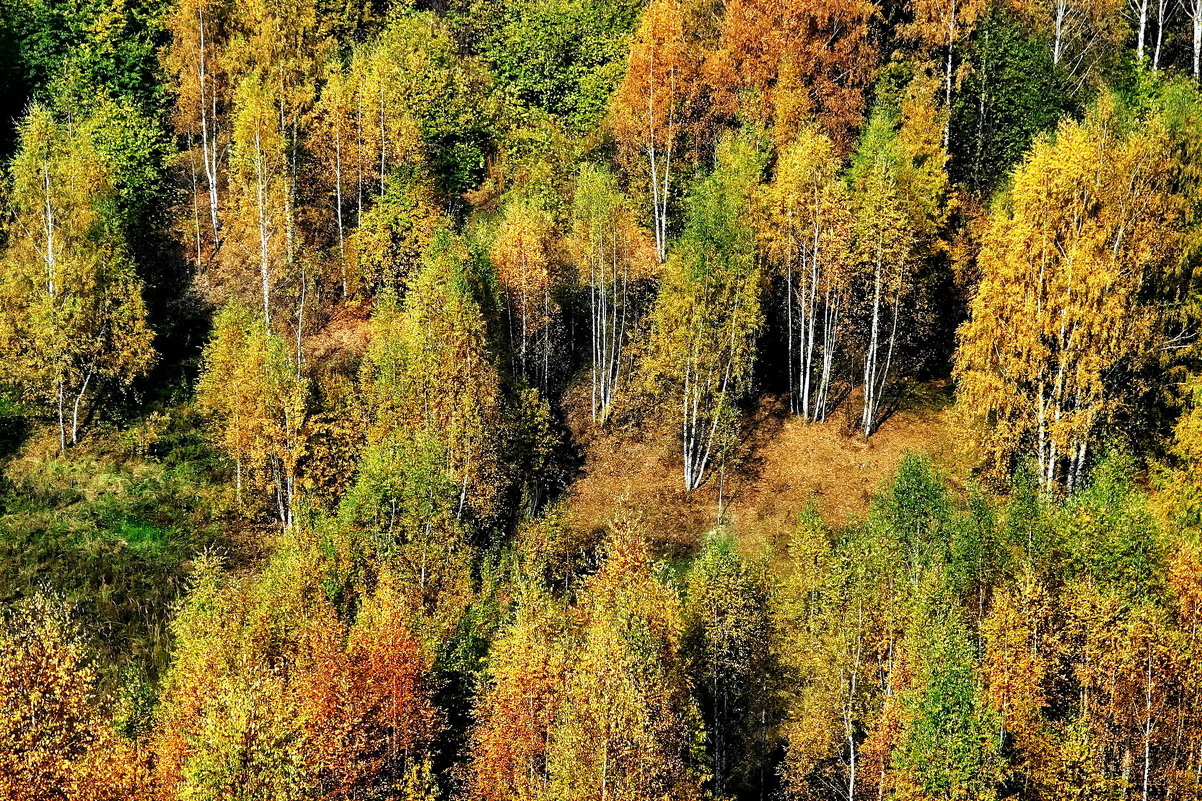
xmin=7 ymin=0 xmax=1202 ymax=797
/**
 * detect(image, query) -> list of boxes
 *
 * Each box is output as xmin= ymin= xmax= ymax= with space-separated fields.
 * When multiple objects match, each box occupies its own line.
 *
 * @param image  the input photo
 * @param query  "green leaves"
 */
xmin=640 ymin=131 xmax=766 ymax=490
xmin=481 ymin=0 xmax=641 ymax=131
xmin=349 ymin=232 xmax=507 ymax=537
xmin=897 ymin=597 xmax=1002 ymax=801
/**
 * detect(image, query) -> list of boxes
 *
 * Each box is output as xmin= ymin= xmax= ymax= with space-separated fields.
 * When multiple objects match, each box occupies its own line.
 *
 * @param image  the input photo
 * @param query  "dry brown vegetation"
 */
xmin=562 ymin=382 xmax=979 ymax=552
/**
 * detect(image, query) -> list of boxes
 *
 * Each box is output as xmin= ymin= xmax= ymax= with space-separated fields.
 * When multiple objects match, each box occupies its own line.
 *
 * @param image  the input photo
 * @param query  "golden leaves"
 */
xmin=956 ymin=99 xmax=1184 ymax=488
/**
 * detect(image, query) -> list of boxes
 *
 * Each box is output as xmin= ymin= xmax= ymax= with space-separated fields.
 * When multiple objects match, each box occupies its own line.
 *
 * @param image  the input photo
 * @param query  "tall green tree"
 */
xmin=348 ymin=232 xmax=507 ymax=532
xmin=544 ymin=525 xmax=703 ymax=801
xmin=682 ymin=531 xmax=776 ymax=799
xmin=640 ymin=131 xmax=765 ymax=490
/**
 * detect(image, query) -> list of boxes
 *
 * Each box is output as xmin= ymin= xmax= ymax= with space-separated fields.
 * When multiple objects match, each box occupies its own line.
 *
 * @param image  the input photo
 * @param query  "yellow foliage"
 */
xmin=957 ymin=98 xmax=1184 ymax=490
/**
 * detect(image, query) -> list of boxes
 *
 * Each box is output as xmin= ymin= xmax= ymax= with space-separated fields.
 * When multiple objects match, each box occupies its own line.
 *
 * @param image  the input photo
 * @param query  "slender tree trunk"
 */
xmin=944 ymin=0 xmax=957 ymax=148
xmin=818 ymin=292 xmax=838 ymax=422
xmin=804 ymin=244 xmax=820 ymax=421
xmin=1154 ymin=0 xmax=1167 ymax=69
xmin=1192 ymin=0 xmax=1202 ymax=80
xmin=57 ymin=377 xmax=66 ymax=452
xmin=862 ymin=252 xmax=883 ymax=438
xmin=70 ymin=365 xmax=95 ymax=445
xmin=607 ymin=236 xmax=623 ymax=412
xmin=1054 ymin=0 xmax=1067 ymax=64
xmin=254 ymin=124 xmax=271 ymax=326
xmin=591 ymin=240 xmax=599 ymax=420
xmin=1134 ymin=0 xmax=1149 ymax=61
xmin=334 ymin=125 xmax=346 ymax=298
xmin=197 ymin=5 xmax=221 ymax=253
xmin=786 ymin=251 xmax=795 ymax=415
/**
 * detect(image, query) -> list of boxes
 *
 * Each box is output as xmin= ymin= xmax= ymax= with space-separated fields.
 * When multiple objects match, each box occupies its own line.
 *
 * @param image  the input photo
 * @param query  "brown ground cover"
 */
xmin=560 ymin=384 xmax=978 ymax=554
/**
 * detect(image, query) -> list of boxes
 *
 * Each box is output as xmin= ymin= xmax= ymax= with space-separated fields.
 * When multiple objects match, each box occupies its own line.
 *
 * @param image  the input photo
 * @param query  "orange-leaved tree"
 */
xmin=0 ymin=595 xmax=146 ymax=801
xmin=709 ymin=0 xmax=879 ymax=150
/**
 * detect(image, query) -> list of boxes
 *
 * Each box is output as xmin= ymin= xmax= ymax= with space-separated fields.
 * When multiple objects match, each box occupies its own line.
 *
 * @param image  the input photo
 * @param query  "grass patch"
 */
xmin=0 ymin=404 xmax=231 ymax=687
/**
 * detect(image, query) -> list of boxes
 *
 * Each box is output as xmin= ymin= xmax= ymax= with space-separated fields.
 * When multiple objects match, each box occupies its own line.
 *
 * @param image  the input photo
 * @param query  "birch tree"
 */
xmin=310 ymin=63 xmax=356 ymax=298
xmin=227 ymin=74 xmax=289 ymax=326
xmin=1152 ymin=0 xmax=1172 ymax=69
xmin=609 ymin=0 xmax=701 ymax=263
xmin=568 ymin=163 xmax=658 ymax=423
xmin=1185 ymin=0 xmax=1202 ymax=79
xmin=761 ymin=125 xmax=854 ymax=423
xmin=850 ymin=83 xmax=948 ymax=438
xmin=163 ymin=0 xmax=231 ymax=264
xmin=219 ymin=0 xmax=326 ymax=332
xmin=1131 ymin=0 xmax=1152 ymax=60
xmin=1029 ymin=0 xmax=1126 ymax=89
xmin=849 ymin=115 xmax=918 ymax=439
xmin=468 ymin=587 xmax=569 ymax=801
xmin=957 ymin=98 xmax=1184 ymax=491
xmin=640 ymin=132 xmax=764 ymax=490
xmin=682 ymin=532 xmax=775 ymax=799
xmin=0 ymin=105 xmax=154 ymax=450
xmin=775 ymin=510 xmax=877 ymax=801
xmin=544 ymin=525 xmax=703 ymax=801
xmin=491 ymin=197 xmax=560 ymax=393
xmin=904 ymin=0 xmax=987 ymax=145
xmin=0 ymin=596 xmax=143 ymax=798
xmin=353 ymin=233 xmax=507 ymax=528
xmin=197 ymin=303 xmax=308 ymax=526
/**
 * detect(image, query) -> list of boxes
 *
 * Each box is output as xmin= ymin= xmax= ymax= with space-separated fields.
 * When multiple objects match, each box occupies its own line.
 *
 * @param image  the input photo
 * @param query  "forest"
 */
xmin=4 ymin=0 xmax=1202 ymax=797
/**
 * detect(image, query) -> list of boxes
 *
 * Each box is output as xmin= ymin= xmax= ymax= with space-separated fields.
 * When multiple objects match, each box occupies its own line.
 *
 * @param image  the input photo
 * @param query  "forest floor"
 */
xmin=561 ymin=381 xmax=980 ymax=555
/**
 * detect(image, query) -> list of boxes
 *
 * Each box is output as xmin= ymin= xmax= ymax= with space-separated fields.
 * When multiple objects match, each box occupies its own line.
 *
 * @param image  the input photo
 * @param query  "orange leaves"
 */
xmin=613 ymin=0 xmax=879 ymax=159
xmin=0 ymin=596 xmax=146 ymax=801
xmin=711 ymin=0 xmax=879 ymax=149
xmin=153 ymin=549 xmax=440 ymax=800
xmin=347 ymin=587 xmax=439 ymax=755
xmin=610 ymin=0 xmax=704 ymax=262
xmin=469 ymin=525 xmax=702 ymax=801
xmin=296 ymin=583 xmax=439 ymax=797
xmin=469 ymin=591 xmax=568 ymax=801
xmin=609 ymin=0 xmax=702 ymax=162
